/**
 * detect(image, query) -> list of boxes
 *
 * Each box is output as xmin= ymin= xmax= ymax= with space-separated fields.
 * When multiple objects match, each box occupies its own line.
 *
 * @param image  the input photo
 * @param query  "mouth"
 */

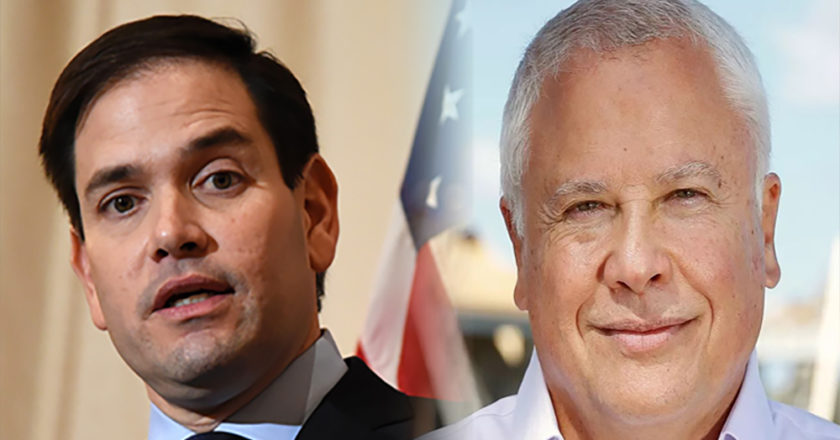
xmin=595 ymin=318 xmax=694 ymax=354
xmin=153 ymin=275 xmax=235 ymax=314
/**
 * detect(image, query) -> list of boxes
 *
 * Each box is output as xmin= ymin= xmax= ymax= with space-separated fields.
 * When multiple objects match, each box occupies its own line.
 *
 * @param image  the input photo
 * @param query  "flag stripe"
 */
xmin=357 ymin=0 xmax=478 ymax=409
xmin=396 ymin=244 xmax=446 ymax=398
xmin=358 ymin=204 xmax=417 ymax=386
xmin=397 ymin=243 xmax=473 ymax=400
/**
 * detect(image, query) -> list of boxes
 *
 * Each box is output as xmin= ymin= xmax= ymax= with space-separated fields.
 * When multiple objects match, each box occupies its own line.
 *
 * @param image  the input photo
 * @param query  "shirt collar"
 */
xmin=511 ymin=349 xmax=772 ymax=440
xmin=148 ymin=329 xmax=348 ymax=440
xmin=512 ymin=349 xmax=563 ymax=440
xmin=718 ymin=351 xmax=774 ymax=440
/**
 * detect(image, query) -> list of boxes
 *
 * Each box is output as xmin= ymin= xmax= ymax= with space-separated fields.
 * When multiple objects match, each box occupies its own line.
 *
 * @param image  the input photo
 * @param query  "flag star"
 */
xmin=440 ymin=86 xmax=464 ymax=124
xmin=426 ymin=175 xmax=442 ymax=209
xmin=455 ymin=0 xmax=471 ymax=37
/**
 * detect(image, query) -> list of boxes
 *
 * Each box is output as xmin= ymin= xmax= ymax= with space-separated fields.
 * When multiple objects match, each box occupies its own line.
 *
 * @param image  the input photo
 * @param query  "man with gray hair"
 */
xmin=424 ymin=0 xmax=840 ymax=439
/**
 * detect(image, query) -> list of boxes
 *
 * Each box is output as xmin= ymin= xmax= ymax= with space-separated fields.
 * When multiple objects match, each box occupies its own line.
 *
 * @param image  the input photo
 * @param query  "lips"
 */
xmin=594 ymin=317 xmax=694 ymax=354
xmin=597 ymin=318 xmax=690 ymax=334
xmin=152 ymin=274 xmax=235 ymax=313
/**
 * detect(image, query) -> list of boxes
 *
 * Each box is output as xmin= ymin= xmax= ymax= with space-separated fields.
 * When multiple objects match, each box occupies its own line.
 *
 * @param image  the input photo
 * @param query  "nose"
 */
xmin=602 ymin=205 xmax=671 ymax=294
xmin=148 ymin=192 xmax=211 ymax=262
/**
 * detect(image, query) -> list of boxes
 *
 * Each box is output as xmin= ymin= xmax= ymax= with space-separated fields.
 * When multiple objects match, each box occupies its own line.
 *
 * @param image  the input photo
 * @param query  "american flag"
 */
xmin=357 ymin=0 xmax=478 ymax=405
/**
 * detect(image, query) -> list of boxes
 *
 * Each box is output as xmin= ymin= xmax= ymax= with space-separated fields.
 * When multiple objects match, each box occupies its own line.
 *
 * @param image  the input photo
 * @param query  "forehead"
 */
xmin=527 ymin=38 xmax=754 ymax=185
xmin=77 ymin=59 xmax=257 ymax=141
xmin=74 ymin=60 xmax=265 ymax=178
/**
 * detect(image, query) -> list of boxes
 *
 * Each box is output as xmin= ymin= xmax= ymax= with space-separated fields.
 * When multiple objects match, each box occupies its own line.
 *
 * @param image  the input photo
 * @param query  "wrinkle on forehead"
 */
xmin=543 ymin=160 xmax=725 ymax=202
xmin=656 ymin=161 xmax=722 ymax=186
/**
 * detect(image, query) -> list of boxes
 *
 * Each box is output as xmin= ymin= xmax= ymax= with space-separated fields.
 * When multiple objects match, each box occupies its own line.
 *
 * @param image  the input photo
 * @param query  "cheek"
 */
xmin=224 ymin=192 xmax=300 ymax=253
xmin=216 ymin=195 xmax=310 ymax=308
xmin=524 ymin=235 xmax=601 ymax=329
xmin=727 ymin=221 xmax=766 ymax=325
xmin=665 ymin=209 xmax=761 ymax=280
xmin=679 ymin=232 xmax=739 ymax=288
xmin=666 ymin=216 xmax=764 ymax=330
xmin=85 ymin=214 xmax=156 ymax=291
xmin=221 ymin=212 xmax=269 ymax=261
xmin=86 ymin=242 xmax=145 ymax=319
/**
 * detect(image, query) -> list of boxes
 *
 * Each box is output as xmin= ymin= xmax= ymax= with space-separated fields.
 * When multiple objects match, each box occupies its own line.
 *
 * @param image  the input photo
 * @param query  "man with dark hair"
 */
xmin=39 ymin=14 xmax=425 ymax=440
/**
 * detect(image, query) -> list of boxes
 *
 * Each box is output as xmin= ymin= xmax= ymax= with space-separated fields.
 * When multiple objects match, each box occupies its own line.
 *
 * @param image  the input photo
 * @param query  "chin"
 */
xmin=592 ymin=365 xmax=702 ymax=422
xmin=139 ymin=345 xmax=251 ymax=411
xmin=158 ymin=332 xmax=248 ymax=384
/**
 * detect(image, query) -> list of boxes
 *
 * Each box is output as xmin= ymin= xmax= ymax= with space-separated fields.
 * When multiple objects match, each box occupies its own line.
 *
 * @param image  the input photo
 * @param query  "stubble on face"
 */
xmin=72 ymin=60 xmax=324 ymax=419
xmin=124 ymin=265 xmax=255 ymax=384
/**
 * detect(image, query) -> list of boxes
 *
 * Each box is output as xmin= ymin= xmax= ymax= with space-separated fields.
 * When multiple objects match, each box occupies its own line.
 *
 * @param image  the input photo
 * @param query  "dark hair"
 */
xmin=39 ymin=15 xmax=327 ymax=309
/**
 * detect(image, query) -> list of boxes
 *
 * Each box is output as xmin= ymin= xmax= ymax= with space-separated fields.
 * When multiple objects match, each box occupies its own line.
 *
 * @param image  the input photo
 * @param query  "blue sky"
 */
xmin=467 ymin=0 xmax=840 ymax=302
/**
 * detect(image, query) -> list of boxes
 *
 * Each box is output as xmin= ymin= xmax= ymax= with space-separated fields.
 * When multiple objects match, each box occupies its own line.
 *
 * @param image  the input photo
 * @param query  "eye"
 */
xmin=664 ymin=188 xmax=713 ymax=212
xmin=562 ymin=200 xmax=609 ymax=221
xmin=668 ymin=188 xmax=709 ymax=203
xmin=202 ymin=171 xmax=243 ymax=191
xmin=101 ymin=194 xmax=138 ymax=215
xmin=210 ymin=172 xmax=236 ymax=190
xmin=113 ymin=195 xmax=134 ymax=212
xmin=574 ymin=201 xmax=603 ymax=212
xmin=673 ymin=188 xmax=700 ymax=199
xmin=192 ymin=158 xmax=249 ymax=198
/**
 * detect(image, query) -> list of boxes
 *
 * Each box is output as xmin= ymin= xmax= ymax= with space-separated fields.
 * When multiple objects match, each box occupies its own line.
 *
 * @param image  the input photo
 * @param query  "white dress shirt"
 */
xmin=148 ymin=330 xmax=348 ymax=440
xmin=422 ymin=350 xmax=840 ymax=440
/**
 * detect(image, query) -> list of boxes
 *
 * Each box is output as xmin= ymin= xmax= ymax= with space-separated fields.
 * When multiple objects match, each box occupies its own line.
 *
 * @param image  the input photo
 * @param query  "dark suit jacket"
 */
xmin=296 ymin=357 xmax=438 ymax=440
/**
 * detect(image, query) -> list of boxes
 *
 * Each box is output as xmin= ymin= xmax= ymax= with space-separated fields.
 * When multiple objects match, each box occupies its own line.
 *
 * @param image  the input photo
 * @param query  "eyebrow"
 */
xmin=82 ymin=127 xmax=252 ymax=200
xmin=655 ymin=161 xmax=722 ymax=186
xmin=83 ymin=165 xmax=142 ymax=201
xmin=183 ymin=127 xmax=252 ymax=155
xmin=542 ymin=161 xmax=722 ymax=206
xmin=545 ymin=180 xmax=608 ymax=206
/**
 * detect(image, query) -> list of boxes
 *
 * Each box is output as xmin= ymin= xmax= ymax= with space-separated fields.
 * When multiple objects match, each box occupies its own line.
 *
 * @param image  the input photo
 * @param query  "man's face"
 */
xmin=505 ymin=39 xmax=781 ymax=430
xmin=71 ymin=60 xmax=338 ymax=410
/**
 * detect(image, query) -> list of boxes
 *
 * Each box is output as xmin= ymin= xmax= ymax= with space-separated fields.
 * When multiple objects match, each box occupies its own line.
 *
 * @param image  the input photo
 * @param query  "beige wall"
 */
xmin=0 ymin=1 xmax=449 ymax=438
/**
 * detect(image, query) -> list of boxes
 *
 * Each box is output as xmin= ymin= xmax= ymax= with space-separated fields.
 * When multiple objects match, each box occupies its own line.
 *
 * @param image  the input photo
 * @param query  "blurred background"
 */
xmin=0 ymin=1 xmax=837 ymax=439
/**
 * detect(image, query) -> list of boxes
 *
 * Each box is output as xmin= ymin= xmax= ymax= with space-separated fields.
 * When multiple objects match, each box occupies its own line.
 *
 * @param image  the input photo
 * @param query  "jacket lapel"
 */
xmin=295 ymin=357 xmax=415 ymax=440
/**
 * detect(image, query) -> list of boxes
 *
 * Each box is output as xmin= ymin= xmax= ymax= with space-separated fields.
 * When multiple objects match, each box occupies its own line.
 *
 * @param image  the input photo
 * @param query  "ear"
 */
xmin=760 ymin=173 xmax=781 ymax=288
xmin=300 ymin=154 xmax=340 ymax=273
xmin=501 ymin=197 xmax=529 ymax=311
xmin=70 ymin=227 xmax=107 ymax=330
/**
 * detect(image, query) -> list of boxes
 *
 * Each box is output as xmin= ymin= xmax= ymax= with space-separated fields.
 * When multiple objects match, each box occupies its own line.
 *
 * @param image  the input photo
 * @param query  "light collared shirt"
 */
xmin=422 ymin=350 xmax=840 ymax=440
xmin=148 ymin=330 xmax=348 ymax=440
xmin=721 ymin=352 xmax=840 ymax=439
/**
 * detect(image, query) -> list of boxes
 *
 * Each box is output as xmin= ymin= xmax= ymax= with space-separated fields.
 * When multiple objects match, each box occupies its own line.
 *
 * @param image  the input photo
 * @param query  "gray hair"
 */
xmin=500 ymin=0 xmax=769 ymax=234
